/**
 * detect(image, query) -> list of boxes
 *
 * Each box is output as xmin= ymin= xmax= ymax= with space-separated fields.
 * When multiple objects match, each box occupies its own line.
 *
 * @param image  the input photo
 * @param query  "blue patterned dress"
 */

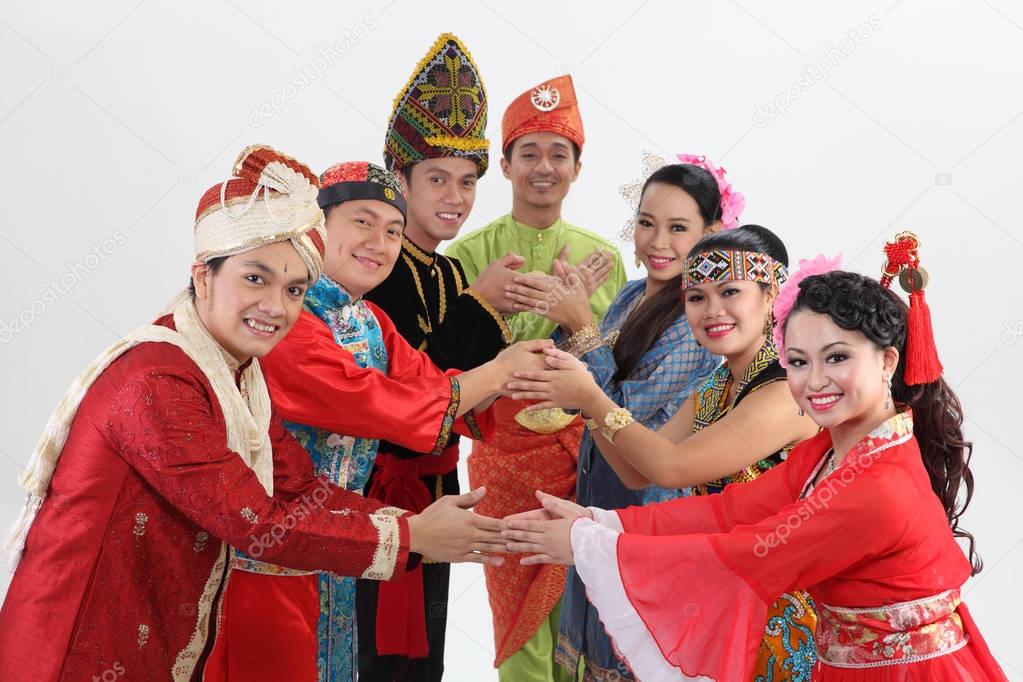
xmin=554 ymin=279 xmax=720 ymax=680
xmin=284 ymin=275 xmax=389 ymax=682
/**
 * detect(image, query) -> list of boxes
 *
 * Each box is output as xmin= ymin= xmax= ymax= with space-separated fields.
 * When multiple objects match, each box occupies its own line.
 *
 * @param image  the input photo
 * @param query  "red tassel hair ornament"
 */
xmin=880 ymin=231 xmax=943 ymax=385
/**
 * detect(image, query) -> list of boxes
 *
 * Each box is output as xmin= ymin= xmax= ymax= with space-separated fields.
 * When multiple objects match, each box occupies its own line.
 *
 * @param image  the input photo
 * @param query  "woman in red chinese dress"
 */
xmin=502 ymin=237 xmax=1006 ymax=680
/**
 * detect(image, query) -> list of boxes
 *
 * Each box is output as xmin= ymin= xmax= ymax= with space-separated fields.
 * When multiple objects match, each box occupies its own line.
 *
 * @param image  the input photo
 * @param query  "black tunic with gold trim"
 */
xmin=357 ymin=236 xmax=509 ymax=679
xmin=363 ymin=236 xmax=510 ymax=484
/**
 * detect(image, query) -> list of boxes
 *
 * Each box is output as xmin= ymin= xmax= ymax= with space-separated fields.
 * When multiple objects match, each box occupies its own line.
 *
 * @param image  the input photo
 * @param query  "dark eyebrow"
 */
xmin=422 ymin=164 xmax=450 ymax=176
xmin=786 ymin=341 xmax=852 ymax=354
xmin=244 ymin=259 xmax=308 ymax=286
xmin=353 ymin=206 xmax=381 ymax=220
xmin=241 ymin=260 xmax=274 ymax=275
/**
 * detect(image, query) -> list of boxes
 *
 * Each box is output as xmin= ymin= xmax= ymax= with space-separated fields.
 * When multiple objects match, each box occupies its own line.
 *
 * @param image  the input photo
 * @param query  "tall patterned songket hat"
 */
xmin=384 ymin=33 xmax=490 ymax=177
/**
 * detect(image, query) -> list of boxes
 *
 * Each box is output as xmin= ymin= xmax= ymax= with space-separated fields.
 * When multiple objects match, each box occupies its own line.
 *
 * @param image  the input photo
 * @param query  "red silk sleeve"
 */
xmin=262 ymin=310 xmax=470 ymax=454
xmin=106 ymin=363 xmax=411 ymax=580
xmin=572 ymin=439 xmax=916 ymax=680
xmin=369 ymin=302 xmax=495 ymax=441
xmin=616 ymin=431 xmax=825 ymax=536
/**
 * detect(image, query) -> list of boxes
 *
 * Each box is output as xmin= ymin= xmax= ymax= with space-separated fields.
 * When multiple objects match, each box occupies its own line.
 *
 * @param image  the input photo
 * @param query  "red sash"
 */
xmin=366 ymin=444 xmax=459 ymax=658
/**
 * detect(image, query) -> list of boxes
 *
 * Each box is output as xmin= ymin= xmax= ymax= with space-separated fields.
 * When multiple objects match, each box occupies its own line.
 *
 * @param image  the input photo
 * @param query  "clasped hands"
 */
xmin=407 ymin=489 xmax=589 ymax=567
xmin=472 ymin=245 xmax=612 ymax=324
xmin=501 ymin=490 xmax=591 ymax=565
xmin=503 ymin=245 xmax=613 ymax=331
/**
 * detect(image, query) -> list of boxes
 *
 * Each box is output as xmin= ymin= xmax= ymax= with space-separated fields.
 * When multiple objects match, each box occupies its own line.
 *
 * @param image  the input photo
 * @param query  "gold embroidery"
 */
xmin=137 ymin=623 xmax=150 ymax=648
xmin=514 ymin=406 xmax=579 ymax=434
xmin=240 ymin=507 xmax=258 ymax=524
xmin=402 ymin=236 xmax=435 ymax=266
xmin=431 ymin=377 xmax=460 ymax=456
xmin=446 ymin=256 xmax=465 ymax=295
xmin=463 ymin=410 xmax=485 ymax=440
xmin=132 ymin=512 xmax=148 ymax=538
xmin=464 ymin=288 xmax=512 ymax=344
xmin=436 ymin=260 xmax=447 ymax=323
xmin=193 ymin=531 xmax=209 ymax=553
xmin=558 ymin=324 xmax=603 ymax=357
xmin=422 ymin=134 xmax=490 ymax=151
xmin=404 ymin=253 xmax=431 ymax=335
xmin=172 ymin=543 xmax=228 ymax=681
xmin=363 ymin=514 xmax=401 ymax=580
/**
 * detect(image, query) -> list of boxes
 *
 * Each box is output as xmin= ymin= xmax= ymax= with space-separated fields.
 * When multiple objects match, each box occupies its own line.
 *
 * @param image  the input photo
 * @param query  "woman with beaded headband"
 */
xmin=500 ymin=235 xmax=1006 ymax=680
xmin=505 ymin=225 xmax=821 ymax=679
xmin=501 ymin=159 xmax=723 ymax=680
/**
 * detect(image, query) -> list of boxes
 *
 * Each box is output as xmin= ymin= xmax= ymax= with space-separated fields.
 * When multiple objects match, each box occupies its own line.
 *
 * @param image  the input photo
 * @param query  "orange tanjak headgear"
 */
xmin=501 ymin=74 xmax=585 ymax=156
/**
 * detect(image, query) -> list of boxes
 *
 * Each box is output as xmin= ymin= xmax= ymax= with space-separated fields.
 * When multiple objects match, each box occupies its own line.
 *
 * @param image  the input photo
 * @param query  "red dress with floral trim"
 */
xmin=571 ymin=411 xmax=1006 ymax=680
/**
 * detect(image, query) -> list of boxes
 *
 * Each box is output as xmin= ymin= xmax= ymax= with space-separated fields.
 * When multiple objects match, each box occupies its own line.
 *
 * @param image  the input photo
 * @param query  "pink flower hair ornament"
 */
xmin=618 ymin=151 xmax=746 ymax=241
xmin=773 ymin=253 xmax=844 ymax=367
xmin=675 ymin=154 xmax=746 ymax=229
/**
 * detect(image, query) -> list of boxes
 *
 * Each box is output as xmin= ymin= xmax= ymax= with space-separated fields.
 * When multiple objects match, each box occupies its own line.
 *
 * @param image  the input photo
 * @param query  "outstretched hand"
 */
xmin=407 ymin=487 xmax=507 ymax=566
xmin=502 ymin=490 xmax=590 ymax=565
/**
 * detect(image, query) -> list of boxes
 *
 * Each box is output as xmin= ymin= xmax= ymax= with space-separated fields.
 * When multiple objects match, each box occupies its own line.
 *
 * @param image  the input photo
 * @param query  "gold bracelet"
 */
xmin=561 ymin=324 xmax=603 ymax=357
xmin=583 ymin=416 xmax=599 ymax=431
xmin=600 ymin=407 xmax=635 ymax=443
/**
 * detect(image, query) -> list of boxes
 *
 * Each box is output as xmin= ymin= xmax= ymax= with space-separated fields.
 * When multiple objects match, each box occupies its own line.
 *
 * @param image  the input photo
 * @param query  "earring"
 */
xmin=763 ymin=311 xmax=775 ymax=335
xmin=798 ymin=407 xmax=804 ymax=417
xmin=634 ymin=253 xmax=641 ymax=268
xmin=883 ymin=374 xmax=892 ymax=410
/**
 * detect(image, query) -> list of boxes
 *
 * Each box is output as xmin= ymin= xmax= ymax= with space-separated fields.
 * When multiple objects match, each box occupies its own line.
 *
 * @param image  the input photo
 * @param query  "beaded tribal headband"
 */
xmin=681 ymin=249 xmax=788 ymax=291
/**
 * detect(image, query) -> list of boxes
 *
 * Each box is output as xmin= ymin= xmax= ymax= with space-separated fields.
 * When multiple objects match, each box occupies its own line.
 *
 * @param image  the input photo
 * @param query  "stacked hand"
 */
xmin=502 ymin=490 xmax=591 ymax=565
xmin=506 ymin=347 xmax=598 ymax=410
xmin=493 ymin=339 xmax=552 ymax=397
xmin=407 ymin=487 xmax=507 ymax=565
xmin=503 ymin=246 xmax=613 ymax=332
xmin=470 ymin=252 xmax=527 ymax=315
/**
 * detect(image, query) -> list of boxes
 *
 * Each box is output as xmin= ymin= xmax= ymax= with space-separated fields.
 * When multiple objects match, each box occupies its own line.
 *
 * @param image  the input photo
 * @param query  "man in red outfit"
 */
xmin=0 ymin=145 xmax=510 ymax=681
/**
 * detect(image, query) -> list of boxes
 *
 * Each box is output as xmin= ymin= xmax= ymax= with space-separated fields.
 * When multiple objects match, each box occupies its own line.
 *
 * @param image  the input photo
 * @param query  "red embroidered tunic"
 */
xmin=0 ymin=316 xmax=413 ymax=681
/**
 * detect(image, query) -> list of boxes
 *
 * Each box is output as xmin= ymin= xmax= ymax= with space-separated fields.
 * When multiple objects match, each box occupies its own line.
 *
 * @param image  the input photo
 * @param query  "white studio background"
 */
xmin=1 ymin=0 xmax=1022 ymax=679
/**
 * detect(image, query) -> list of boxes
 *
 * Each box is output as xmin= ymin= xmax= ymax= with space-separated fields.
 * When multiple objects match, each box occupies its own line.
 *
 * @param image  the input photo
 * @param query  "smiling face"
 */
xmin=321 ymin=199 xmax=404 ymax=298
xmin=684 ymin=279 xmax=774 ymax=358
xmin=634 ymin=182 xmax=718 ymax=288
xmin=500 ymin=132 xmax=580 ymax=210
xmin=191 ymin=241 xmax=310 ymax=364
xmin=783 ymin=309 xmax=899 ymax=430
xmin=403 ymin=157 xmax=479 ymax=248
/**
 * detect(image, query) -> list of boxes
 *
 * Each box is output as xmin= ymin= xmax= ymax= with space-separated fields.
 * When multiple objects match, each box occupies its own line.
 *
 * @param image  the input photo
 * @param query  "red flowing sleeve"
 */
xmin=571 ymin=437 xmax=914 ymax=681
xmin=614 ymin=431 xmax=825 ymax=537
xmin=262 ymin=309 xmax=490 ymax=455
xmin=106 ymin=359 xmax=411 ymax=580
